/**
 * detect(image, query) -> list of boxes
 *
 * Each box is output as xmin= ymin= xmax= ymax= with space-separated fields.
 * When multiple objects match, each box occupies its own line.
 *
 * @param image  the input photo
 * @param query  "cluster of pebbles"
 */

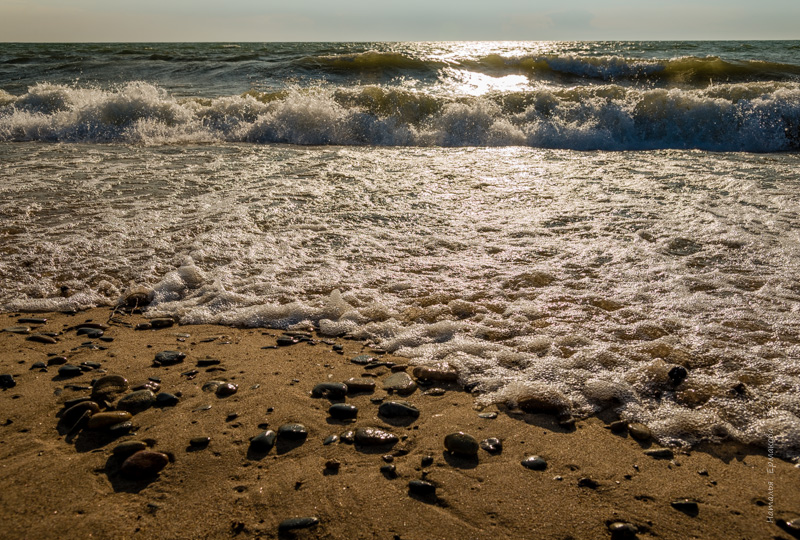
xmin=2 ymin=312 xmax=790 ymax=540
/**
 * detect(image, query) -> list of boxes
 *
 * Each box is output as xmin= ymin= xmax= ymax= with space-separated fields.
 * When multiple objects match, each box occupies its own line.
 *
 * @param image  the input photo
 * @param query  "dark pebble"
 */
xmin=578 ymin=477 xmax=600 ymax=489
xmin=278 ymin=424 xmax=308 ymax=440
xmin=117 ymin=389 xmax=156 ymax=414
xmin=608 ymin=521 xmax=639 ymax=539
xmin=380 ymin=464 xmax=398 ymax=478
xmin=87 ymin=411 xmax=133 ymax=429
xmin=343 ymin=378 xmax=376 ymax=394
xmin=311 ymin=382 xmax=348 ymax=400
xmin=155 ymin=393 xmax=180 ymax=407
xmin=27 ymin=334 xmax=57 ymax=344
xmin=383 ymin=372 xmax=417 ymax=394
xmin=0 ymin=374 xmax=16 ymax=389
xmin=62 ymin=400 xmax=100 ymax=424
xmin=3 ymin=326 xmax=30 ymax=334
xmin=76 ymin=327 xmax=103 ymax=338
xmin=30 ymin=362 xmax=47 ymax=370
xmin=412 ymin=365 xmax=458 ymax=382
xmin=278 ymin=517 xmax=319 ymax=532
xmin=421 ymin=455 xmax=434 ymax=467
xmin=149 ymin=318 xmax=175 ymax=329
xmin=18 ymin=317 xmax=47 ymax=324
xmin=668 ymin=366 xmax=688 ymax=386
xmin=408 ymin=480 xmax=436 ymax=496
xmin=608 ymin=420 xmax=628 ymax=433
xmin=250 ymin=430 xmax=277 ymax=452
xmin=671 ymin=499 xmax=699 ymax=516
xmin=323 ymin=434 xmax=339 ymax=445
xmin=329 ymin=403 xmax=358 ymax=420
xmin=47 ymin=356 xmax=67 ymax=366
xmin=480 ymin=438 xmax=503 ymax=454
xmin=444 ymin=432 xmax=479 ymax=456
xmin=108 ymin=421 xmax=134 ymax=435
xmin=354 ymin=427 xmax=398 ymax=446
xmin=135 ymin=323 xmax=152 ymax=331
xmin=58 ymin=365 xmax=83 ymax=378
xmin=276 ymin=336 xmax=299 ymax=346
xmin=628 ymin=423 xmax=652 ymax=441
xmin=378 ymin=401 xmax=420 ymax=419
xmin=153 ymin=350 xmax=185 ymax=366
xmin=644 ymin=448 xmax=674 ymax=460
xmin=521 ymin=455 xmax=547 ymax=470
xmin=351 ymin=354 xmax=377 ymax=365
xmin=120 ymin=450 xmax=169 ymax=479
xmin=196 ymin=358 xmax=221 ymax=367
xmin=113 ymin=440 xmax=148 ymax=458
xmin=190 ymin=436 xmax=211 ymax=448
xmin=339 ymin=430 xmax=355 ymax=444
xmin=215 ymin=382 xmax=238 ymax=397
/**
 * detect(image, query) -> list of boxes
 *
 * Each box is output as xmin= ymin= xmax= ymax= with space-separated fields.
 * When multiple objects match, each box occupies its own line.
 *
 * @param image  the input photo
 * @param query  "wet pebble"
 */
xmin=215 ymin=382 xmax=238 ymax=397
xmin=278 ymin=517 xmax=319 ymax=533
xmin=323 ymin=434 xmax=339 ymax=445
xmin=383 ymin=372 xmax=417 ymax=394
xmin=57 ymin=365 xmax=83 ymax=378
xmin=329 ymin=403 xmax=358 ymax=420
xmin=408 ymin=480 xmax=436 ymax=497
xmin=670 ymin=499 xmax=699 ymax=516
xmin=120 ymin=450 xmax=169 ymax=479
xmin=47 ymin=356 xmax=67 ymax=366
xmin=412 ymin=365 xmax=458 ymax=382
xmin=421 ymin=455 xmax=434 ymax=467
xmin=668 ymin=365 xmax=688 ymax=386
xmin=339 ymin=430 xmax=356 ymax=444
xmin=478 ymin=412 xmax=498 ymax=419
xmin=62 ymin=401 xmax=100 ymax=424
xmin=149 ymin=318 xmax=174 ymax=329
xmin=423 ymin=388 xmax=446 ymax=396
xmin=91 ymin=375 xmax=129 ymax=402
xmin=354 ymin=427 xmax=398 ymax=446
xmin=0 ymin=374 xmax=16 ymax=389
xmin=578 ymin=477 xmax=600 ymax=489
xmin=196 ymin=358 xmax=221 ymax=367
xmin=250 ymin=430 xmax=277 ymax=452
xmin=608 ymin=420 xmax=628 ymax=433
xmin=278 ymin=423 xmax=308 ymax=440
xmin=27 ymin=334 xmax=57 ymax=344
xmin=380 ymin=464 xmax=398 ymax=478
xmin=276 ymin=336 xmax=299 ymax=346
xmin=18 ymin=317 xmax=47 ymax=325
xmin=155 ymin=393 xmax=179 ymax=407
xmin=311 ymin=382 xmax=348 ymax=400
xmin=76 ymin=327 xmax=103 ymax=338
xmin=3 ymin=326 xmax=31 ymax=334
xmin=30 ymin=361 xmax=47 ymax=371
xmin=117 ymin=389 xmax=156 ymax=414
xmin=480 ymin=438 xmax=503 ymax=454
xmin=521 ymin=455 xmax=547 ymax=470
xmin=113 ymin=440 xmax=148 ymax=458
xmin=628 ymin=423 xmax=652 ymax=441
xmin=153 ymin=350 xmax=185 ymax=366
xmin=351 ymin=354 xmax=377 ymax=365
xmin=202 ymin=381 xmax=223 ymax=392
xmin=108 ymin=420 xmax=134 ymax=435
xmin=608 ymin=521 xmax=639 ymax=539
xmin=644 ymin=448 xmax=674 ymax=460
xmin=190 ymin=436 xmax=210 ymax=448
xmin=378 ymin=401 xmax=420 ymax=419
xmin=343 ymin=378 xmax=376 ymax=394
xmin=444 ymin=432 xmax=479 ymax=456
xmin=87 ymin=411 xmax=133 ymax=429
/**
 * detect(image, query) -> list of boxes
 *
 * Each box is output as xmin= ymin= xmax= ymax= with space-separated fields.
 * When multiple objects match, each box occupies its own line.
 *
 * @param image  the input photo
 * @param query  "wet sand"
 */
xmin=0 ymin=308 xmax=797 ymax=540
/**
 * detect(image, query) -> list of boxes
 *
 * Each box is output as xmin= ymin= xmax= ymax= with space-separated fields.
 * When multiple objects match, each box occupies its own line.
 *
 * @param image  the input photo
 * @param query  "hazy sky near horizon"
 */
xmin=1 ymin=0 xmax=798 ymax=42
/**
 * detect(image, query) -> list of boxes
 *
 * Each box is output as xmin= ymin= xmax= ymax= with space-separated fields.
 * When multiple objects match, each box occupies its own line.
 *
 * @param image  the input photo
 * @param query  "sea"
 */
xmin=1 ymin=41 xmax=799 ymax=458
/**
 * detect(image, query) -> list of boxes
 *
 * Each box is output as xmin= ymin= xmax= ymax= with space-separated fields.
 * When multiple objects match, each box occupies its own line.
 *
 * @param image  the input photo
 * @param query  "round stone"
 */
xmin=47 ymin=356 xmax=67 ymax=366
xmin=250 ymin=430 xmax=277 ymax=452
xmin=354 ymin=427 xmax=398 ymax=446
xmin=408 ymin=480 xmax=436 ymax=496
xmin=444 ymin=432 xmax=479 ymax=456
xmin=668 ymin=366 xmax=688 ymax=386
xmin=383 ymin=372 xmax=417 ymax=394
xmin=0 ymin=374 xmax=16 ymax=389
xmin=277 ymin=424 xmax=308 ymax=440
xmin=120 ymin=450 xmax=169 ymax=479
xmin=278 ymin=517 xmax=319 ymax=532
xmin=311 ymin=382 xmax=348 ymax=399
xmin=113 ymin=440 xmax=148 ymax=458
xmin=329 ymin=403 xmax=358 ymax=420
xmin=87 ymin=411 xmax=133 ymax=429
xmin=480 ymin=438 xmax=503 ymax=454
xmin=116 ymin=390 xmax=156 ymax=414
xmin=521 ymin=456 xmax=548 ymax=471
xmin=91 ymin=375 xmax=129 ymax=402
xmin=57 ymin=365 xmax=83 ymax=378
xmin=378 ymin=401 xmax=420 ymax=419
xmin=628 ymin=423 xmax=652 ymax=441
xmin=380 ymin=464 xmax=398 ymax=478
xmin=215 ymin=382 xmax=238 ymax=397
xmin=155 ymin=392 xmax=179 ymax=407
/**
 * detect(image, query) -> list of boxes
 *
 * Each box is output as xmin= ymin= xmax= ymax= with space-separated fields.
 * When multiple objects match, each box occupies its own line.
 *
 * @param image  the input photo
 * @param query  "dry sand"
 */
xmin=0 ymin=308 xmax=798 ymax=540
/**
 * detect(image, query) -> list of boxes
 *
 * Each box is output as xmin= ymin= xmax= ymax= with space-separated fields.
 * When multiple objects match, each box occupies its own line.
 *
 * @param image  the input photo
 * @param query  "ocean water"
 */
xmin=1 ymin=42 xmax=799 ymax=457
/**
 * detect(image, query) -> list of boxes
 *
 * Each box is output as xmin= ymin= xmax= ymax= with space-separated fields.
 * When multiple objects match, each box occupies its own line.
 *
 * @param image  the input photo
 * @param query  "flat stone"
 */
xmin=120 ymin=450 xmax=169 ymax=479
xmin=578 ymin=477 xmax=600 ymax=489
xmin=311 ymin=382 xmax=348 ymax=399
xmin=480 ymin=438 xmax=503 ymax=454
xmin=117 ymin=390 xmax=156 ymax=414
xmin=323 ymin=434 xmax=339 ymax=445
xmin=343 ymin=378 xmax=376 ymax=394
xmin=153 ymin=351 xmax=185 ymax=366
xmin=644 ymin=448 xmax=674 ymax=460
xmin=87 ymin=411 xmax=133 ymax=429
xmin=47 ymin=356 xmax=67 ymax=366
xmin=278 ymin=424 xmax=308 ymax=440
xmin=351 ymin=354 xmax=377 ymax=365
xmin=412 ymin=365 xmax=458 ymax=382
xmin=444 ymin=432 xmax=479 ymax=456
xmin=478 ymin=412 xmax=498 ymax=419
xmin=423 ymin=388 xmax=446 ymax=396
xmin=3 ymin=326 xmax=31 ymax=334
xmin=250 ymin=430 xmax=277 ymax=452
xmin=134 ymin=380 xmax=160 ymax=393
xmin=18 ymin=317 xmax=47 ymax=324
xmin=608 ymin=521 xmax=638 ymax=539
xmin=329 ymin=403 xmax=358 ymax=420
xmin=215 ymin=382 xmax=238 ymax=397
xmin=378 ymin=401 xmax=420 ymax=419
xmin=276 ymin=336 xmax=299 ymax=346
xmin=408 ymin=480 xmax=436 ymax=496
xmin=62 ymin=401 xmax=100 ymax=424
xmin=27 ymin=334 xmax=57 ymax=344
xmin=58 ymin=365 xmax=83 ymax=378
xmin=278 ymin=517 xmax=319 ymax=533
xmin=31 ymin=362 xmax=47 ymax=370
xmin=521 ymin=455 xmax=547 ymax=470
xmin=91 ymin=375 xmax=129 ymax=402
xmin=113 ymin=440 xmax=148 ymax=458
xmin=76 ymin=327 xmax=103 ymax=338
xmin=190 ymin=436 xmax=210 ymax=448
xmin=628 ymin=423 xmax=652 ymax=441
xmin=380 ymin=464 xmax=398 ymax=478
xmin=196 ymin=358 xmax=221 ymax=367
xmin=149 ymin=318 xmax=174 ymax=329
xmin=671 ymin=499 xmax=699 ymax=516
xmin=0 ymin=374 xmax=16 ymax=389
xmin=383 ymin=372 xmax=417 ymax=394
xmin=155 ymin=393 xmax=179 ymax=407
xmin=354 ymin=427 xmax=398 ymax=446
xmin=109 ymin=421 xmax=135 ymax=435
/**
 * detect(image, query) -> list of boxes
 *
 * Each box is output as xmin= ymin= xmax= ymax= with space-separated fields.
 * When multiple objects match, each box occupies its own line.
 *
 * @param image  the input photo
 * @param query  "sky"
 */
xmin=1 ymin=0 xmax=798 ymax=42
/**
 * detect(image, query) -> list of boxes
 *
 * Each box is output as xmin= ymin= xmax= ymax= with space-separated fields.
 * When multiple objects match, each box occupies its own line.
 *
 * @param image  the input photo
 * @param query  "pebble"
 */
xmin=408 ymin=480 xmax=436 ymax=496
xmin=57 ymin=365 xmax=83 ymax=378
xmin=135 ymin=323 xmax=152 ymax=331
xmin=149 ymin=318 xmax=175 ymax=329
xmin=329 ymin=403 xmax=358 ymax=420
xmin=628 ymin=423 xmax=652 ymax=441
xmin=109 ymin=420 xmax=135 ymax=435
xmin=480 ymin=438 xmax=503 ymax=454
xmin=578 ymin=477 xmax=600 ymax=489
xmin=190 ymin=436 xmax=210 ymax=448
xmin=120 ymin=450 xmax=169 ymax=479
xmin=47 ymin=356 xmax=68 ymax=366
xmin=276 ymin=336 xmax=299 ymax=346
xmin=421 ymin=455 xmax=434 ymax=467
xmin=517 ymin=391 xmax=570 ymax=416
xmin=0 ymin=374 xmax=16 ymax=389
xmin=30 ymin=361 xmax=47 ymax=370
xmin=202 ymin=381 xmax=223 ymax=392
xmin=668 ymin=366 xmax=688 ymax=386
xmin=670 ymin=499 xmax=699 ymax=516
xmin=521 ymin=455 xmax=548 ymax=470
xmin=423 ymin=388 xmax=446 ymax=396
xmin=76 ymin=327 xmax=103 ymax=338
xmin=250 ymin=430 xmax=277 ymax=452
xmin=354 ymin=427 xmax=398 ymax=446
xmin=91 ymin=374 xmax=129 ymax=402
xmin=153 ymin=351 xmax=186 ymax=366
xmin=608 ymin=521 xmax=639 ymax=539
xmin=87 ymin=411 xmax=133 ymax=429
xmin=323 ymin=434 xmax=339 ymax=445
xmin=478 ymin=412 xmax=498 ymax=419
xmin=311 ymin=382 xmax=348 ymax=400
xmin=134 ymin=380 xmax=161 ymax=393
xmin=196 ymin=358 xmax=221 ymax=367
xmin=215 ymin=382 xmax=238 ymax=397
xmin=18 ymin=317 xmax=47 ymax=324
xmin=343 ymin=378 xmax=376 ymax=394
xmin=117 ymin=390 xmax=156 ymax=414
xmin=62 ymin=401 xmax=100 ymax=424
xmin=27 ymin=334 xmax=57 ymax=344
xmin=380 ymin=464 xmax=398 ymax=478
xmin=412 ymin=365 xmax=458 ymax=382
xmin=3 ymin=326 xmax=31 ymax=334
xmin=351 ymin=354 xmax=377 ymax=365
xmin=444 ymin=432 xmax=479 ymax=456
xmin=644 ymin=448 xmax=674 ymax=460
xmin=155 ymin=393 xmax=180 ymax=407
xmin=378 ymin=401 xmax=420 ymax=419
xmin=193 ymin=404 xmax=212 ymax=412
xmin=383 ymin=372 xmax=417 ymax=394
xmin=113 ymin=440 xmax=148 ymax=458
xmin=278 ymin=517 xmax=319 ymax=533
xmin=278 ymin=424 xmax=308 ymax=440
xmin=339 ymin=430 xmax=356 ymax=444
xmin=608 ymin=420 xmax=628 ymax=433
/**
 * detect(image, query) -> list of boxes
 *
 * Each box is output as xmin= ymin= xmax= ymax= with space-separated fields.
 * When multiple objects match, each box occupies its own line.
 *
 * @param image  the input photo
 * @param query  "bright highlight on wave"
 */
xmin=1 ymin=81 xmax=799 ymax=151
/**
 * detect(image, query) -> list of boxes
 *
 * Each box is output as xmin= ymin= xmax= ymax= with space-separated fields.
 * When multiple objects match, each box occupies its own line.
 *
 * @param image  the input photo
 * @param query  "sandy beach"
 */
xmin=0 ymin=307 xmax=796 ymax=540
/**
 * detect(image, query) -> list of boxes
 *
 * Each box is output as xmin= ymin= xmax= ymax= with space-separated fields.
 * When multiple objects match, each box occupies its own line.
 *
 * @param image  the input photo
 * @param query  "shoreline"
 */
xmin=1 ymin=308 xmax=798 ymax=539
